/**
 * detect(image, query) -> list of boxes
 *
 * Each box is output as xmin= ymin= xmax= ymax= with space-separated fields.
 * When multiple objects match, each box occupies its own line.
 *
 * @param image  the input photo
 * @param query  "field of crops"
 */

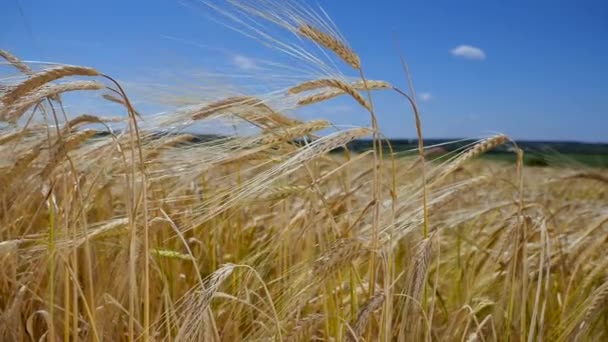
xmin=1 ymin=2 xmax=607 ymax=341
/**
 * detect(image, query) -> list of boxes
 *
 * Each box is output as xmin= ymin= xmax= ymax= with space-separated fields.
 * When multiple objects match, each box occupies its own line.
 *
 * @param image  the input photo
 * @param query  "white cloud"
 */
xmin=418 ymin=92 xmax=432 ymax=102
xmin=450 ymin=45 xmax=486 ymax=60
xmin=232 ymin=55 xmax=257 ymax=70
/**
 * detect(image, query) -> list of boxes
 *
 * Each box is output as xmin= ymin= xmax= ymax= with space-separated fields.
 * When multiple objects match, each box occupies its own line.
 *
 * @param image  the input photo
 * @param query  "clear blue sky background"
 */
xmin=2 ymin=0 xmax=607 ymax=142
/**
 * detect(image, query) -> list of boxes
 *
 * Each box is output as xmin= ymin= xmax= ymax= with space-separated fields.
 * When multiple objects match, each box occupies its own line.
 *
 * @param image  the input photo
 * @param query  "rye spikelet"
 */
xmin=1 ymin=65 xmax=99 ymax=107
xmin=1 ymin=81 xmax=104 ymax=122
xmin=347 ymin=291 xmax=386 ymax=342
xmin=289 ymin=79 xmax=371 ymax=111
xmin=298 ymin=24 xmax=361 ymax=69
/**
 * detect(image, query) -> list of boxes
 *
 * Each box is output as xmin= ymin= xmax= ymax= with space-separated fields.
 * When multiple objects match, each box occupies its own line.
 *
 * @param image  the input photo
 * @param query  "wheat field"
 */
xmin=1 ymin=2 xmax=607 ymax=341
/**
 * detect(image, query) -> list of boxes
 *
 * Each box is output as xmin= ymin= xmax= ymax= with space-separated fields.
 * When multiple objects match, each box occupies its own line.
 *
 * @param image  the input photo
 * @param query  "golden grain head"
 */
xmin=298 ymin=24 xmax=361 ymax=70
xmin=1 ymin=65 xmax=99 ymax=106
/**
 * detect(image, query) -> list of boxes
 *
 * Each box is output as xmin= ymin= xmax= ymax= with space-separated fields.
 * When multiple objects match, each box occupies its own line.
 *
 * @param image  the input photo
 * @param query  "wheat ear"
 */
xmin=1 ymin=65 xmax=99 ymax=107
xmin=175 ymin=264 xmax=235 ymax=340
xmin=313 ymin=238 xmax=364 ymax=278
xmin=0 ymin=49 xmax=32 ymax=73
xmin=0 ymin=145 xmax=43 ymax=186
xmin=41 ymin=129 xmax=97 ymax=178
xmin=258 ymin=119 xmax=330 ymax=145
xmin=289 ymin=79 xmax=371 ymax=111
xmin=576 ymin=280 xmax=608 ymax=338
xmin=297 ymin=80 xmax=392 ymax=107
xmin=191 ymin=96 xmax=256 ymax=120
xmin=347 ymin=291 xmax=386 ymax=342
xmin=0 ymin=129 xmax=24 ymax=145
xmin=2 ymin=81 xmax=104 ymax=122
xmin=402 ymin=235 xmax=434 ymax=323
xmin=61 ymin=114 xmax=122 ymax=135
xmin=430 ymin=134 xmax=508 ymax=186
xmin=298 ymin=24 xmax=361 ymax=70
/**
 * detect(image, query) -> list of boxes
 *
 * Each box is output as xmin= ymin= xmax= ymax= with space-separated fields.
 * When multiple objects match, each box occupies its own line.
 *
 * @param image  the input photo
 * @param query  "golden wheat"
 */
xmin=1 ymin=65 xmax=99 ymax=107
xmin=298 ymin=24 xmax=361 ymax=69
xmin=289 ymin=78 xmax=371 ymax=111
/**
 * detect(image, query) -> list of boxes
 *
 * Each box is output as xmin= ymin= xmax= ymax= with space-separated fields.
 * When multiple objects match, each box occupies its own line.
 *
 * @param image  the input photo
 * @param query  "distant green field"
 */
xmin=480 ymin=152 xmax=608 ymax=168
xmin=341 ymin=138 xmax=608 ymax=168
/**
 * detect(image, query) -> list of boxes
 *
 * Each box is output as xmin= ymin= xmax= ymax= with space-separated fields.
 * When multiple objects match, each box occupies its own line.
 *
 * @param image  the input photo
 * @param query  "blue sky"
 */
xmin=2 ymin=0 xmax=607 ymax=142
